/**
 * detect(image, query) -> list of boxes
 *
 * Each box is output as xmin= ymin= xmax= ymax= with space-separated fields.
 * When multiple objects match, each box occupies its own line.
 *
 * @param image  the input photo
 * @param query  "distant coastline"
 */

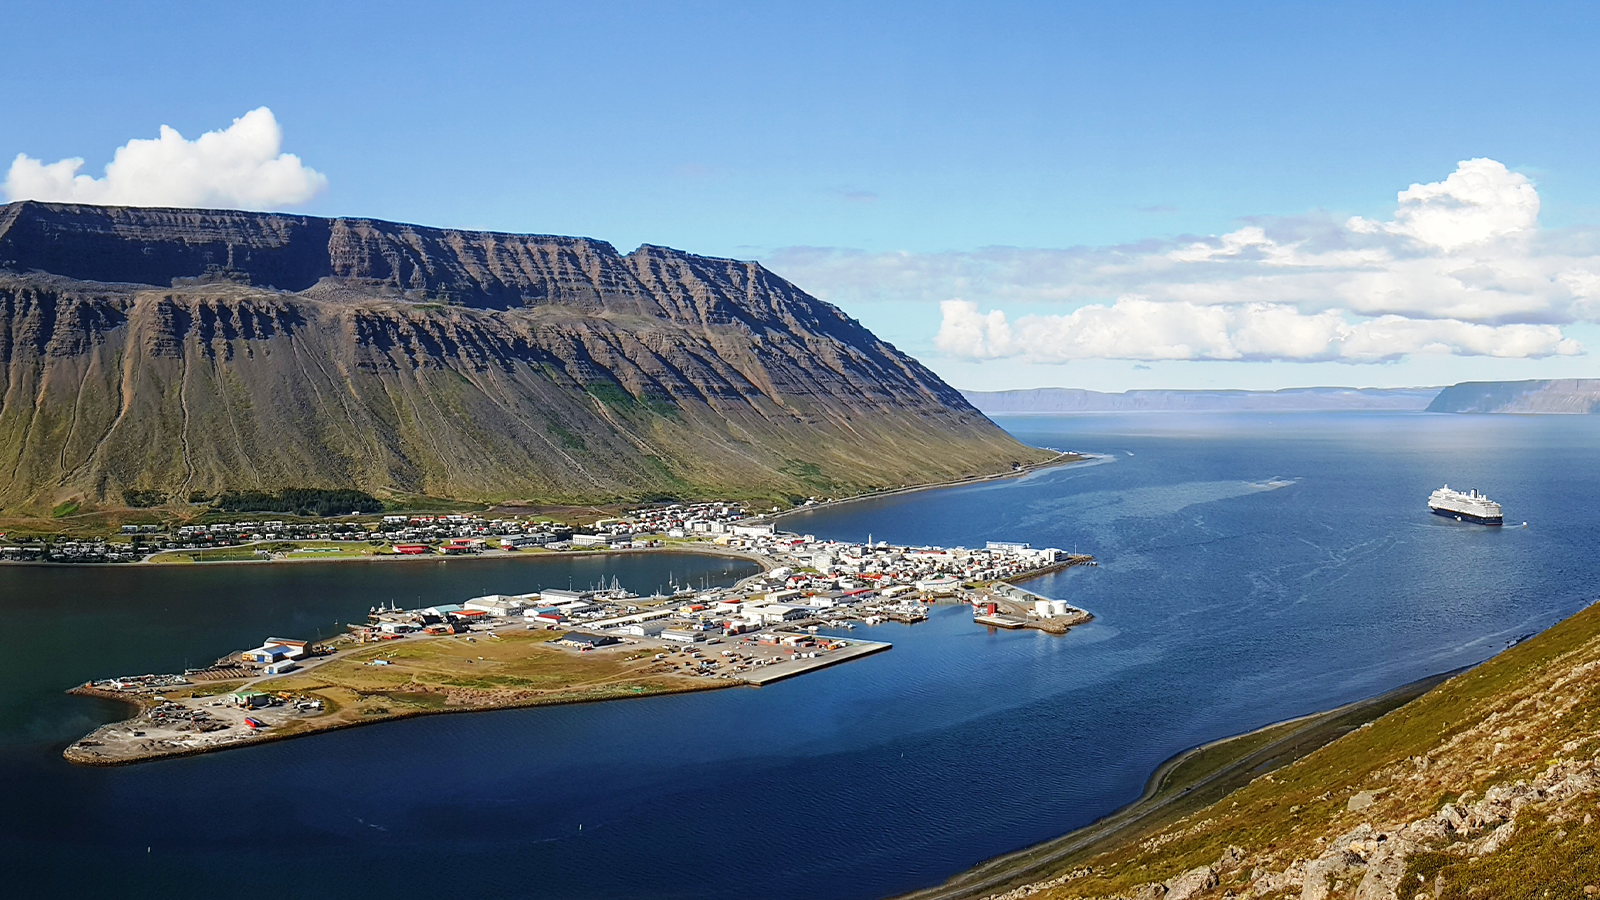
xmin=962 ymin=386 xmax=1440 ymax=414
xmin=963 ymin=380 xmax=1600 ymax=415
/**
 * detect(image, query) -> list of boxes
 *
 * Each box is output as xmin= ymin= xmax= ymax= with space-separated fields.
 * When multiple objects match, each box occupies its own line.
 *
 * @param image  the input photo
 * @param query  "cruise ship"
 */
xmin=1428 ymin=485 xmax=1503 ymax=526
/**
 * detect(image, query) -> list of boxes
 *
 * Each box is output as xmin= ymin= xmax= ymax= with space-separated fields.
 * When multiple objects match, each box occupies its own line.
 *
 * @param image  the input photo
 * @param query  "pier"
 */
xmin=739 ymin=640 xmax=893 ymax=685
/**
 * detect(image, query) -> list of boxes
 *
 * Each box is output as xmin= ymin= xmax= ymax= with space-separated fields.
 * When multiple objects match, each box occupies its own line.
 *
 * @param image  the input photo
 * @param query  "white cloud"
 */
xmin=770 ymin=158 xmax=1600 ymax=365
xmin=1350 ymin=158 xmax=1539 ymax=251
xmin=935 ymin=298 xmax=1579 ymax=363
xmin=4 ymin=107 xmax=327 ymax=210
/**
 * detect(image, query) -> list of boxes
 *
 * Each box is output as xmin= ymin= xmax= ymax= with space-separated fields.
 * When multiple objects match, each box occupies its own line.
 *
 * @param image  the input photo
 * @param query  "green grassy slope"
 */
xmin=960 ymin=600 xmax=1600 ymax=900
xmin=0 ymin=282 xmax=1047 ymax=515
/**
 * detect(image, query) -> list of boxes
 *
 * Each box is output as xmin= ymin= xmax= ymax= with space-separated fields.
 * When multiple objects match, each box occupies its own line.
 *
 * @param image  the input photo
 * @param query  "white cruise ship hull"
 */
xmin=1428 ymin=505 xmax=1503 ymax=526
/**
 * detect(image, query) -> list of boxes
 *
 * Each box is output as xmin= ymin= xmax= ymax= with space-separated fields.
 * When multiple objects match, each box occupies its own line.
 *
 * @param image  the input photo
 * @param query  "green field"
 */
xmin=149 ymin=540 xmax=386 ymax=564
xmin=238 ymin=630 xmax=713 ymax=736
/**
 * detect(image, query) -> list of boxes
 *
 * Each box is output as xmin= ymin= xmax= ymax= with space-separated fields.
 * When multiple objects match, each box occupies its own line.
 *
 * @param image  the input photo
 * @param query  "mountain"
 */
xmin=0 ymin=201 xmax=1046 ymax=515
xmin=963 ymin=386 xmax=1441 ymax=414
xmin=1426 ymin=379 xmax=1600 ymax=414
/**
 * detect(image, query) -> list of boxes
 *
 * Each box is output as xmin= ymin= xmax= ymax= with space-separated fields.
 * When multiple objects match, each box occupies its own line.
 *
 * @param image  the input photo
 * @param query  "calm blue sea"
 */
xmin=2 ymin=412 xmax=1597 ymax=899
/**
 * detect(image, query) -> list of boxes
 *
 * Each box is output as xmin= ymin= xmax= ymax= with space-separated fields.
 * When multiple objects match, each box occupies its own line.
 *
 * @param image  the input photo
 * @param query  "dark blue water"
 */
xmin=3 ymin=412 xmax=1597 ymax=899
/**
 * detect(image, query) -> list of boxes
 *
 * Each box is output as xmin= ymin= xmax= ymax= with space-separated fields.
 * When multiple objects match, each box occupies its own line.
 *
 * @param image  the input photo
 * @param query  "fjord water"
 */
xmin=4 ymin=412 xmax=1599 ymax=899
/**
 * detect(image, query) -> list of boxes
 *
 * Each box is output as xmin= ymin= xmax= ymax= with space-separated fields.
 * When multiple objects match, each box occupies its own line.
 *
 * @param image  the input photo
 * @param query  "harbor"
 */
xmin=61 ymin=513 xmax=1095 ymax=766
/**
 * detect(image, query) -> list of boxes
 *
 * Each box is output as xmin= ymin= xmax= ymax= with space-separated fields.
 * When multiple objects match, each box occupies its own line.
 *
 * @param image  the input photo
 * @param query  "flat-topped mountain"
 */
xmin=0 ymin=201 xmax=1045 ymax=515
xmin=1426 ymin=379 xmax=1600 ymax=414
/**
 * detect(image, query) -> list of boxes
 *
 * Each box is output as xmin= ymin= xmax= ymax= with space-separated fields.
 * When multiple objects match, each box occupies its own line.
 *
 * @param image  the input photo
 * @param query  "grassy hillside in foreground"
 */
xmin=954 ymin=600 xmax=1600 ymax=900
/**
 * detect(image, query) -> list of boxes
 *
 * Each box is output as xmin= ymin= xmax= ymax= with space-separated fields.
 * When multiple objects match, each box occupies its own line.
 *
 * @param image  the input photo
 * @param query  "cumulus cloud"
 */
xmin=4 ymin=107 xmax=327 ymax=209
xmin=1349 ymin=158 xmax=1539 ymax=251
xmin=935 ymin=298 xmax=1580 ymax=363
xmin=770 ymin=158 xmax=1600 ymax=364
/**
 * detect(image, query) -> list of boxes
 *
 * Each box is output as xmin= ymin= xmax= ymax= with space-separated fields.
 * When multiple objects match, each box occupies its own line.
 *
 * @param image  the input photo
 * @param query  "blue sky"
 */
xmin=6 ymin=1 xmax=1600 ymax=390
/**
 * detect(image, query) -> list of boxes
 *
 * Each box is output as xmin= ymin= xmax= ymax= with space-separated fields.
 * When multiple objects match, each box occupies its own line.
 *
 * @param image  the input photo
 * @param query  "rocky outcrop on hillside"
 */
xmin=1426 ymin=379 xmax=1600 ymax=414
xmin=0 ymin=202 xmax=1045 ymax=513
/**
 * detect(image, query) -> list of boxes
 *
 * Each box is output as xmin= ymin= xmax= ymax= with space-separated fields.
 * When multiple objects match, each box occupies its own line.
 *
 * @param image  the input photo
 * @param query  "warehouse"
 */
xmin=556 ymin=632 xmax=619 ymax=650
xmin=242 ymin=644 xmax=293 ymax=664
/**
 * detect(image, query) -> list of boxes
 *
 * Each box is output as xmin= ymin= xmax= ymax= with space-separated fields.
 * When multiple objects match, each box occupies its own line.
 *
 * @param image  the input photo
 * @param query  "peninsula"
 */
xmin=63 ymin=507 xmax=1095 ymax=766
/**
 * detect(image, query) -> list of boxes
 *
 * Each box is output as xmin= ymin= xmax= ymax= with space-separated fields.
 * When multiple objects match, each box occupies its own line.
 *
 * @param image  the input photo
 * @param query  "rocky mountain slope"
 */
xmin=0 ymin=201 xmax=1045 ymax=514
xmin=1426 ymin=380 xmax=1600 ymax=414
xmin=964 ymin=388 xmax=1440 ymax=414
xmin=965 ymin=599 xmax=1600 ymax=900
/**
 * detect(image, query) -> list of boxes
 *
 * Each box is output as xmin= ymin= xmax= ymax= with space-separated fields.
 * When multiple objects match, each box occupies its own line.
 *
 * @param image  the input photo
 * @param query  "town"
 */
xmin=4 ymin=500 xmax=765 ymax=562
xmin=61 ymin=513 xmax=1094 ymax=766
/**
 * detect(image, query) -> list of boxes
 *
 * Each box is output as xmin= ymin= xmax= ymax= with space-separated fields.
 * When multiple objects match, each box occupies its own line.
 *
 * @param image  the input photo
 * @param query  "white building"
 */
xmin=464 ymin=595 xmax=525 ymax=617
xmin=987 ymin=540 xmax=1030 ymax=551
xmin=748 ymin=603 xmax=811 ymax=624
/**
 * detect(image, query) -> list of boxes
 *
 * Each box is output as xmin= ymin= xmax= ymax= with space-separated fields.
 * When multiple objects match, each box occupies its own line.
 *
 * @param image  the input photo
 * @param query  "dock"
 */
xmin=739 ymin=640 xmax=892 ymax=685
xmin=974 ymin=614 xmax=1028 ymax=629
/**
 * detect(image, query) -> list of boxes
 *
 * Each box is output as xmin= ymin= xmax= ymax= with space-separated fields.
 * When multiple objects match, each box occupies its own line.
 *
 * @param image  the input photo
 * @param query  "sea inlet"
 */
xmin=5 ymin=411 xmax=1600 ymax=899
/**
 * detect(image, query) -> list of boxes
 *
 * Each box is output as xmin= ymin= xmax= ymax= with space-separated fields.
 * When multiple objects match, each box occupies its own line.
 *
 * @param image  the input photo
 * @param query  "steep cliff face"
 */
xmin=1426 ymin=379 xmax=1600 ymax=414
xmin=0 ymin=202 xmax=1043 ymax=513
